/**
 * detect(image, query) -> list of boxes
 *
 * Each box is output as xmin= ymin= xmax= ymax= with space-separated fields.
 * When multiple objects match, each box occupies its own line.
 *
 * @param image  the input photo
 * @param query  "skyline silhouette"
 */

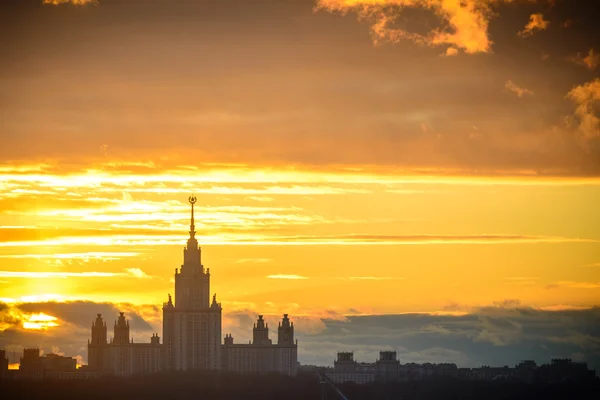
xmin=1 ymin=0 xmax=599 ymax=392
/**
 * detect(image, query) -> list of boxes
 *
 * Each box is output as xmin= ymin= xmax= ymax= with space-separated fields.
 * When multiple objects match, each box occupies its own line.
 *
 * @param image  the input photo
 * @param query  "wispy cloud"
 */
xmin=569 ymin=49 xmax=599 ymax=71
xmin=0 ymin=269 xmax=151 ymax=279
xmin=0 ymin=252 xmax=140 ymax=260
xmin=316 ymin=0 xmax=539 ymax=54
xmin=547 ymin=281 xmax=600 ymax=290
xmin=236 ymin=258 xmax=273 ymax=264
xmin=505 ymin=277 xmax=539 ymax=286
xmin=505 ymin=80 xmax=534 ymax=98
xmin=518 ymin=13 xmax=550 ymax=37
xmin=567 ymin=78 xmax=600 ymax=140
xmin=344 ymin=276 xmax=403 ymax=281
xmin=266 ymin=274 xmax=309 ymax=280
xmin=0 ymin=233 xmax=595 ymax=248
xmin=43 ymin=0 xmax=97 ymax=5
xmin=124 ymin=268 xmax=151 ymax=279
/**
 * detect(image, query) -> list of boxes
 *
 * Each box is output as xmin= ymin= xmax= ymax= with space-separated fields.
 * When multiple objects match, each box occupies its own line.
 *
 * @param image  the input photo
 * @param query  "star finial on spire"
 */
xmin=188 ymin=195 xmax=197 ymax=239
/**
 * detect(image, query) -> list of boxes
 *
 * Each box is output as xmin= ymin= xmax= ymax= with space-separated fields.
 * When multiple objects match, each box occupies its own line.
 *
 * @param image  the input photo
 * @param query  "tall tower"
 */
xmin=88 ymin=313 xmax=108 ymax=369
xmin=163 ymin=196 xmax=222 ymax=371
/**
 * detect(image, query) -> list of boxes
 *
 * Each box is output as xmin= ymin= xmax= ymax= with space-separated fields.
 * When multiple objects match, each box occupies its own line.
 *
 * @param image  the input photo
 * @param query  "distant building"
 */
xmin=221 ymin=314 xmax=298 ymax=376
xmin=87 ymin=312 xmax=162 ymax=377
xmin=326 ymin=352 xmax=376 ymax=384
xmin=17 ymin=348 xmax=43 ymax=380
xmin=376 ymin=351 xmax=400 ymax=382
xmin=17 ymin=349 xmax=78 ymax=380
xmin=0 ymin=349 xmax=8 ymax=379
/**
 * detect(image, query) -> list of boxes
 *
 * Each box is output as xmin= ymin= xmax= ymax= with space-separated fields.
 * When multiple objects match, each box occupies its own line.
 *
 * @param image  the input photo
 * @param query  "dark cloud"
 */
xmin=0 ymin=0 xmax=598 ymax=174
xmin=2 ymin=300 xmax=600 ymax=371
xmin=0 ymin=301 xmax=159 ymax=365
xmin=297 ymin=306 xmax=600 ymax=371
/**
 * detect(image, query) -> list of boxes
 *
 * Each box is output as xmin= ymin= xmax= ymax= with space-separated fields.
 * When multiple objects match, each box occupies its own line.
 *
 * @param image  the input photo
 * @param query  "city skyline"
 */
xmin=1 ymin=0 xmax=599 ymax=373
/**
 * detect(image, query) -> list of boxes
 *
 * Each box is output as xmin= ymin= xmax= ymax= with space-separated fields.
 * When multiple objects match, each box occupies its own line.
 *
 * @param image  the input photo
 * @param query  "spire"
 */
xmin=188 ymin=195 xmax=197 ymax=239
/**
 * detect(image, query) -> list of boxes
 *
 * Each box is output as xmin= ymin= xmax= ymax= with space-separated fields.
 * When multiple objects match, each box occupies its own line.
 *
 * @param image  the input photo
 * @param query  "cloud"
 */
xmin=2 ymin=299 xmax=600 ymax=371
xmin=0 ymin=252 xmax=140 ymax=260
xmin=124 ymin=268 xmax=151 ymax=279
xmin=547 ymin=281 xmax=600 ymax=290
xmin=0 ymin=268 xmax=152 ymax=279
xmin=505 ymin=80 xmax=534 ymax=98
xmin=518 ymin=13 xmax=550 ymax=37
xmin=567 ymin=78 xmax=600 ymax=140
xmin=266 ymin=274 xmax=309 ymax=280
xmin=298 ymin=305 xmax=600 ymax=370
xmin=43 ymin=0 xmax=97 ymax=4
xmin=0 ymin=232 xmax=594 ymax=249
xmin=316 ymin=0 xmax=522 ymax=54
xmin=344 ymin=276 xmax=403 ymax=281
xmin=236 ymin=258 xmax=273 ymax=264
xmin=569 ymin=49 xmax=600 ymax=70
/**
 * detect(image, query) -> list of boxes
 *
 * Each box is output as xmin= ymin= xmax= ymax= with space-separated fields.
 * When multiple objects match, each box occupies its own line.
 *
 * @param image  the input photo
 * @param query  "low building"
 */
xmin=326 ymin=352 xmax=376 ymax=384
xmin=221 ymin=314 xmax=298 ymax=376
xmin=16 ymin=349 xmax=77 ymax=380
xmin=375 ymin=351 xmax=400 ymax=382
xmin=0 ymin=349 xmax=8 ymax=379
xmin=88 ymin=312 xmax=162 ymax=377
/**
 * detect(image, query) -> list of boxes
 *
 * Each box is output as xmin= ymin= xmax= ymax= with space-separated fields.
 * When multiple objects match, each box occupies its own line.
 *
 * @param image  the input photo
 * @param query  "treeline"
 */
xmin=1 ymin=371 xmax=598 ymax=400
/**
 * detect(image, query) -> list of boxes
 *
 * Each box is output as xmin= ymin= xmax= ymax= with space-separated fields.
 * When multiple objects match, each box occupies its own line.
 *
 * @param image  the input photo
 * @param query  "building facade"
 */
xmin=162 ymin=196 xmax=222 ymax=371
xmin=221 ymin=314 xmax=298 ymax=376
xmin=0 ymin=349 xmax=7 ymax=379
xmin=17 ymin=349 xmax=78 ymax=380
xmin=326 ymin=352 xmax=376 ymax=384
xmin=87 ymin=312 xmax=162 ymax=377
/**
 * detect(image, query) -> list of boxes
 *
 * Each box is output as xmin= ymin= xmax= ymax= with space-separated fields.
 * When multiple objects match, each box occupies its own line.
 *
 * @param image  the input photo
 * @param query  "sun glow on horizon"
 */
xmin=22 ymin=313 xmax=59 ymax=330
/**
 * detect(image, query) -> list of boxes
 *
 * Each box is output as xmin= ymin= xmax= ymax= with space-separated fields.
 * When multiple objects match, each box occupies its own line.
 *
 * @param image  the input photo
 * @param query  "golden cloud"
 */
xmin=570 ymin=49 xmax=600 ymax=71
xmin=316 ymin=0 xmax=523 ymax=54
xmin=505 ymin=80 xmax=534 ymax=98
xmin=518 ymin=13 xmax=550 ymax=37
xmin=43 ymin=0 xmax=97 ymax=4
xmin=567 ymin=78 xmax=600 ymax=140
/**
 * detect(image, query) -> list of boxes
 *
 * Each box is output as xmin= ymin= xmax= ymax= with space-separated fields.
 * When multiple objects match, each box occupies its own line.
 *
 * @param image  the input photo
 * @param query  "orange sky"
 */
xmin=0 ymin=0 xmax=599 ymax=368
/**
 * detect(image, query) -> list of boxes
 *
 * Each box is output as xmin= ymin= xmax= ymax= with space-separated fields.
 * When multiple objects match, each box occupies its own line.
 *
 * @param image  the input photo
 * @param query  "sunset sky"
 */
xmin=0 ymin=0 xmax=599 ymax=370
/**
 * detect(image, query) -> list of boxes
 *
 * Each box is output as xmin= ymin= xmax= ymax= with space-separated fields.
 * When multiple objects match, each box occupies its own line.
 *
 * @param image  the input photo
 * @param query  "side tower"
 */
xmin=88 ymin=313 xmax=108 ymax=370
xmin=163 ymin=196 xmax=222 ymax=371
xmin=276 ymin=314 xmax=298 ymax=376
xmin=113 ymin=312 xmax=130 ymax=344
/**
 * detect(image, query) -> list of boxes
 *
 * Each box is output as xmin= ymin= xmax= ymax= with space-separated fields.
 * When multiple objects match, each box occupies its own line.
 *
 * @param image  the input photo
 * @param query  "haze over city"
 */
xmin=0 ymin=0 xmax=599 ymax=378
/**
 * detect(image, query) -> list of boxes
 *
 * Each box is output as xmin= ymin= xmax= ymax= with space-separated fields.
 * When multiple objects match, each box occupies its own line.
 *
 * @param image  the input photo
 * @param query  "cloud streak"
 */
xmin=518 ymin=13 xmax=550 ymax=37
xmin=505 ymin=80 xmax=534 ymax=98
xmin=43 ymin=0 xmax=97 ymax=5
xmin=567 ymin=78 xmax=600 ymax=140
xmin=316 ymin=0 xmax=529 ymax=54
xmin=570 ymin=49 xmax=600 ymax=70
xmin=0 ymin=233 xmax=594 ymax=248
xmin=0 ymin=269 xmax=151 ymax=279
xmin=266 ymin=275 xmax=309 ymax=280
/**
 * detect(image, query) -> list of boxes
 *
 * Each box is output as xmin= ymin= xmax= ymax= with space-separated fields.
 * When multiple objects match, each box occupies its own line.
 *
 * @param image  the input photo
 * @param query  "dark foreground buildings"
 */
xmin=323 ymin=351 xmax=597 ymax=384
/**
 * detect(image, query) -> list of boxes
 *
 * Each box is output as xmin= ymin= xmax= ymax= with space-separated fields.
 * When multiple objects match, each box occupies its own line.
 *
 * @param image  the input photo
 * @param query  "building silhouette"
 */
xmin=323 ymin=352 xmax=596 ymax=384
xmin=16 ymin=349 xmax=79 ymax=380
xmin=221 ymin=314 xmax=298 ymax=375
xmin=162 ymin=196 xmax=222 ymax=371
xmin=85 ymin=196 xmax=298 ymax=377
xmin=0 ymin=349 xmax=7 ymax=379
xmin=87 ymin=312 xmax=162 ymax=377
